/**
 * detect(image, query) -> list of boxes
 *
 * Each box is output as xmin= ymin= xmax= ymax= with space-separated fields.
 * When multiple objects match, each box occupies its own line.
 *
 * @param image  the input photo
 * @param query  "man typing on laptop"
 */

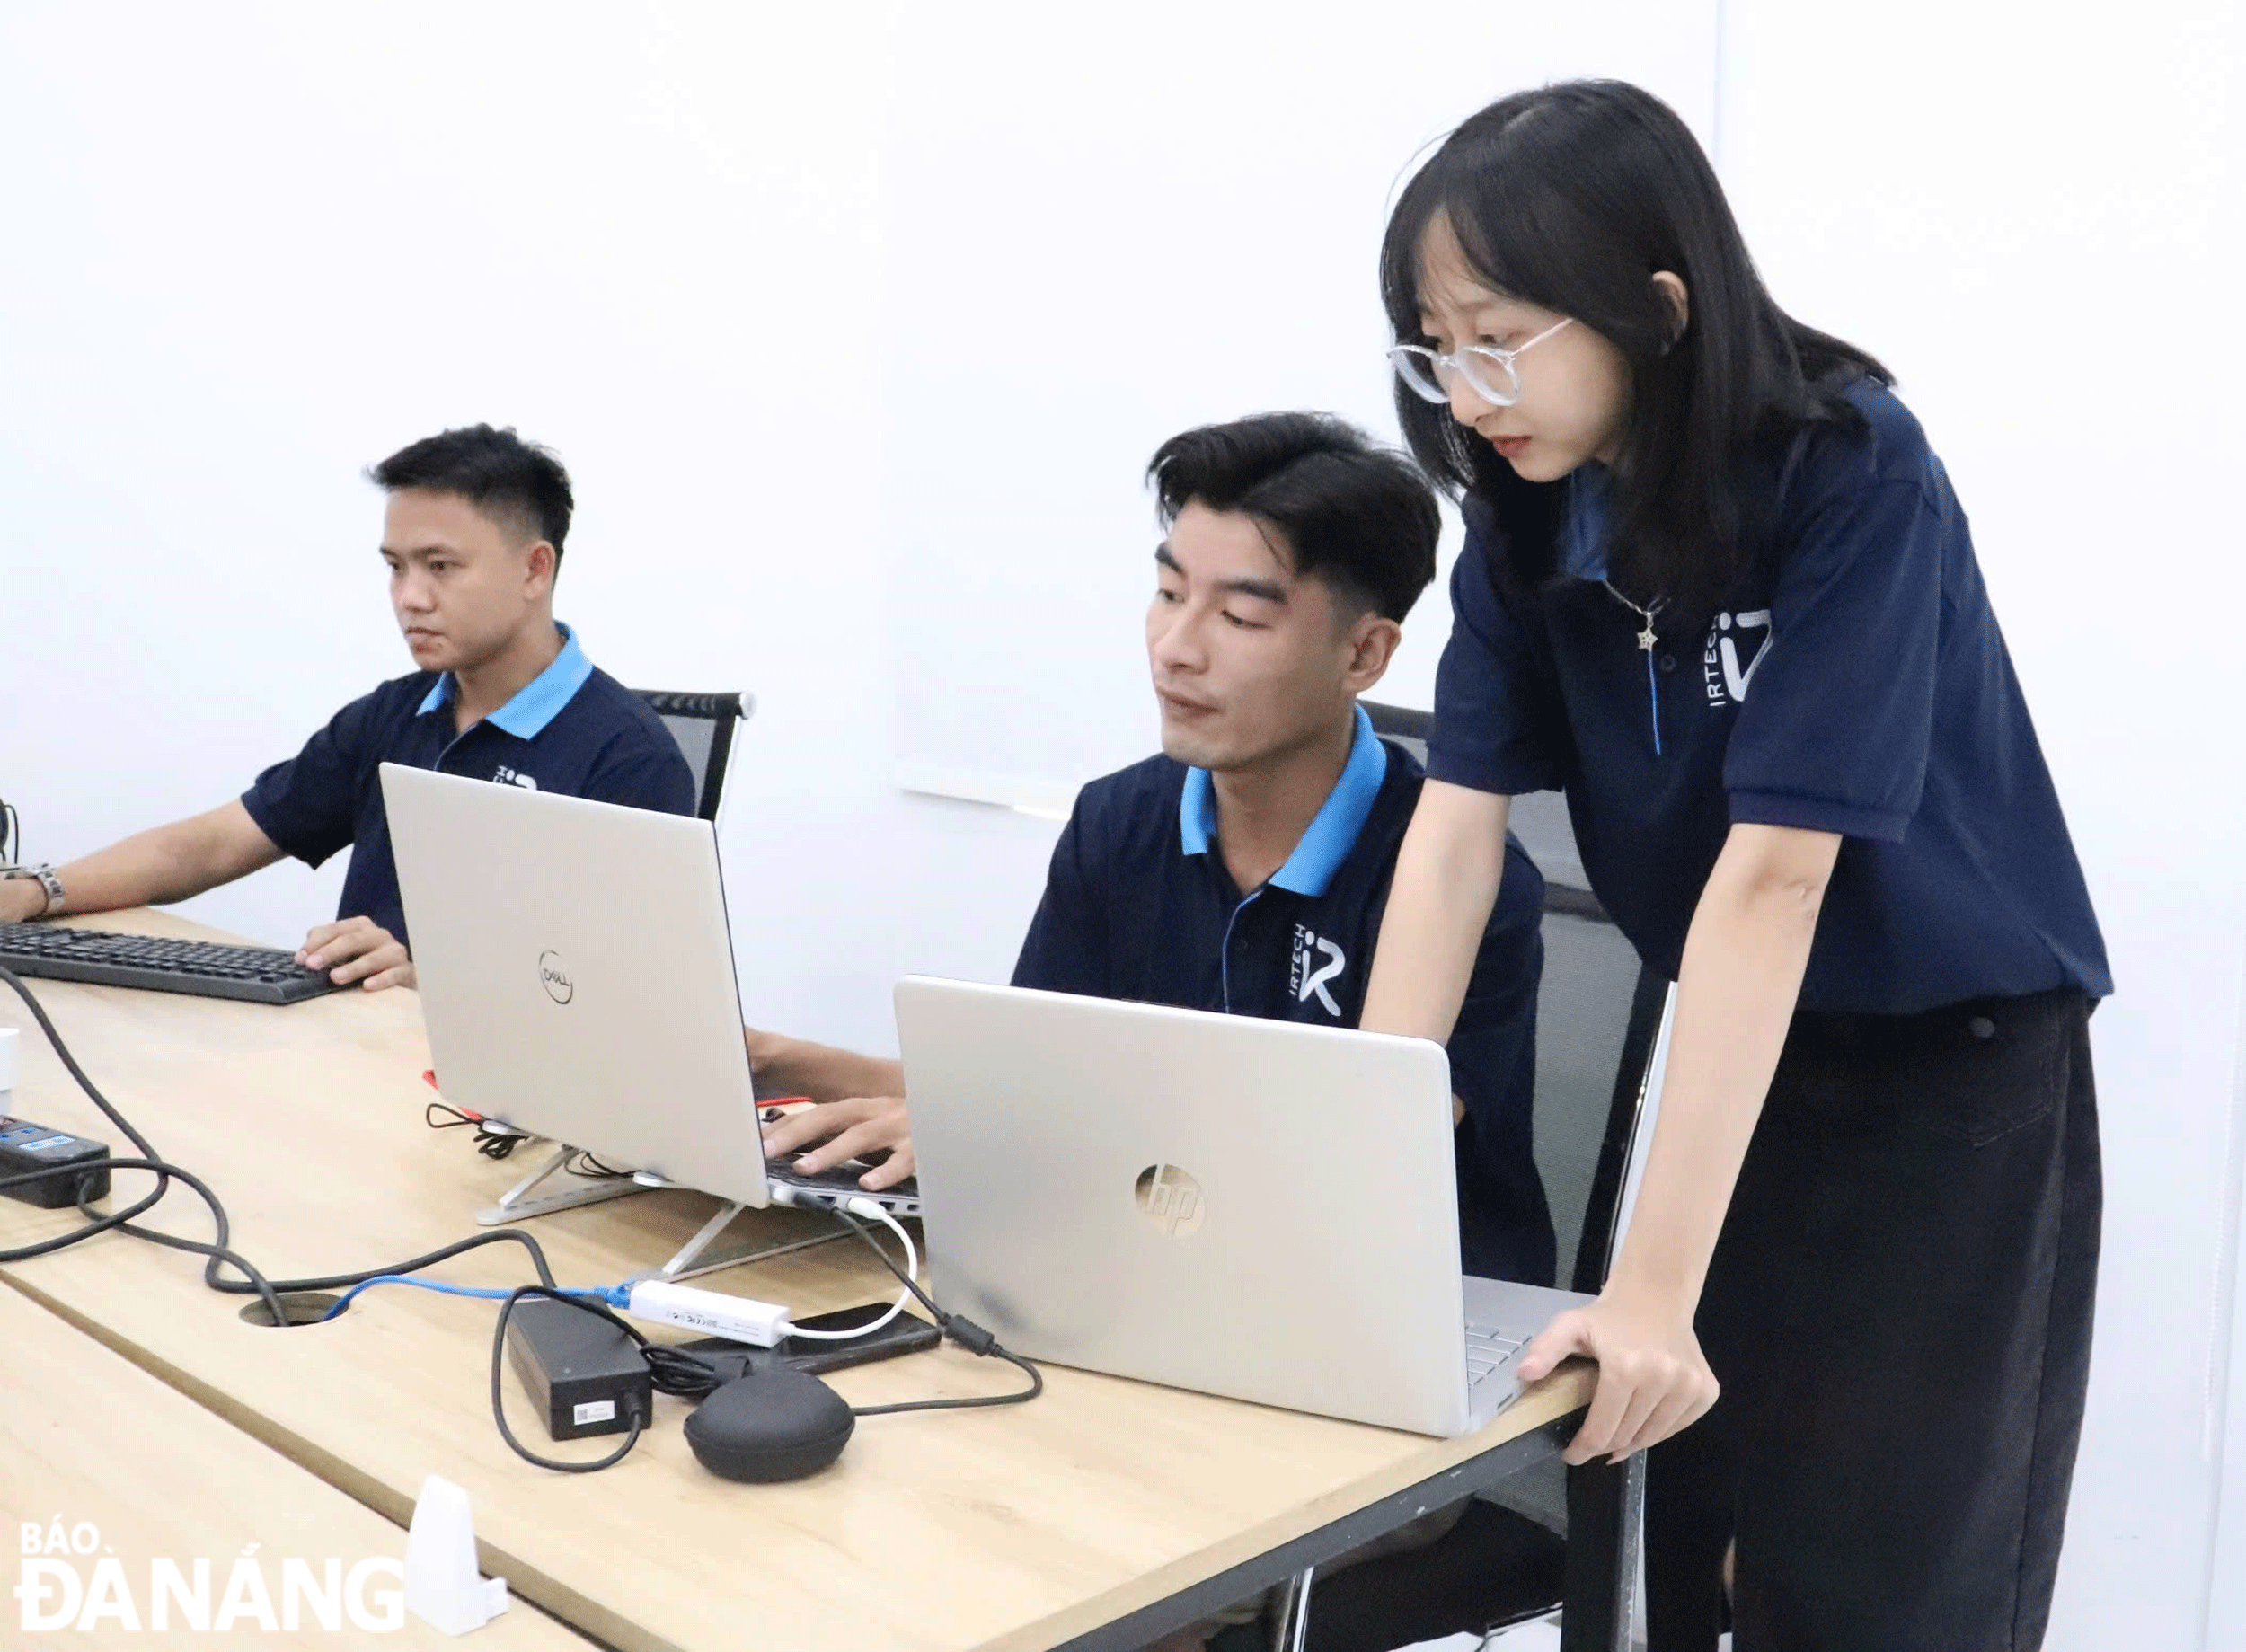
xmin=0 ymin=425 xmax=694 ymax=989
xmin=756 ymin=412 xmax=1555 ymax=1285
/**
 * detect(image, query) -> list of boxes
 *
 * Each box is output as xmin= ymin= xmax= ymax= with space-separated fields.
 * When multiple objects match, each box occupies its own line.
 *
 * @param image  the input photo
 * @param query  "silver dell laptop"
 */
xmin=895 ymin=977 xmax=1588 ymax=1436
xmin=380 ymin=764 xmax=919 ymax=1232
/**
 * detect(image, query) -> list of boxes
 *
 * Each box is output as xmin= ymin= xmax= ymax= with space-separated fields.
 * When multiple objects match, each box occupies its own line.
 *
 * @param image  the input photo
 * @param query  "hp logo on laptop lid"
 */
xmin=1136 ymin=1164 xmax=1205 ymax=1237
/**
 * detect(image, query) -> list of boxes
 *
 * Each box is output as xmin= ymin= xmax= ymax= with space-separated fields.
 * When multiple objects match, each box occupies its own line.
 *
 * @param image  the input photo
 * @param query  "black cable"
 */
xmin=0 ymin=962 xmax=555 ymax=1326
xmin=825 ymin=1206 xmax=1043 ymax=1416
xmin=198 ymin=1229 xmax=562 ymax=1298
xmin=0 ymin=964 xmax=163 ymax=1162
xmin=489 ymin=1286 xmax=647 ymax=1472
xmin=847 ymin=1346 xmax=1043 ymax=1417
xmin=642 ymin=1341 xmax=734 ymax=1400
xmin=22 ymin=1166 xmax=171 ymax=1250
xmin=425 ymin=1100 xmax=520 ymax=1159
xmin=827 ymin=1204 xmax=959 ymax=1326
xmin=58 ymin=1164 xmax=292 ymax=1321
xmin=0 ymin=964 xmax=287 ymax=1326
xmin=0 ymin=1159 xmax=283 ymax=1325
xmin=567 ymin=1152 xmax=632 ymax=1179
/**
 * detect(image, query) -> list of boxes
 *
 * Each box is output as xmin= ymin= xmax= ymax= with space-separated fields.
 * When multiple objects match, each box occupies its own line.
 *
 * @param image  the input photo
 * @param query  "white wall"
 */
xmin=877 ymin=2 xmax=1716 ymax=802
xmin=4 ymin=6 xmax=2242 ymax=1647
xmin=2213 ymin=948 xmax=2246 ymax=1652
xmin=1720 ymin=5 xmax=2246 ymax=1648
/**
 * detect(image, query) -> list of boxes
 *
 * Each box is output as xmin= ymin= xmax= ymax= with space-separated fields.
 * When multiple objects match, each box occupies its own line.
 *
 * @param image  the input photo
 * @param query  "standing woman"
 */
xmin=1360 ymin=81 xmax=2109 ymax=1651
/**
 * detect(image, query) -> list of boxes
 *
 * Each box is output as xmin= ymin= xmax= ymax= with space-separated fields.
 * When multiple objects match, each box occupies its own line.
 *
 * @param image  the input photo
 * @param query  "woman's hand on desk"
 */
xmin=298 ymin=915 xmax=415 ymax=991
xmin=762 ymin=1096 xmax=916 ymax=1189
xmin=1515 ymin=1275 xmax=1719 ymax=1465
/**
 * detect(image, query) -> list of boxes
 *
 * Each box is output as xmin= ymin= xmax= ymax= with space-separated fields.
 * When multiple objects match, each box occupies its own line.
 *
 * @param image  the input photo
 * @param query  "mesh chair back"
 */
xmin=1533 ymin=909 xmax=1649 ymax=1288
xmin=1361 ymin=700 xmax=1433 ymax=765
xmin=1543 ymin=918 xmax=1669 ymax=1294
xmin=633 ymin=690 xmax=751 ymax=824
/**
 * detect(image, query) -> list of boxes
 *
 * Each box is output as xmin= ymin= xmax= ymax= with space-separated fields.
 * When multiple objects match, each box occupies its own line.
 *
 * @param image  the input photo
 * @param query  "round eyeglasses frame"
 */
xmin=1387 ymin=317 xmax=1575 ymax=408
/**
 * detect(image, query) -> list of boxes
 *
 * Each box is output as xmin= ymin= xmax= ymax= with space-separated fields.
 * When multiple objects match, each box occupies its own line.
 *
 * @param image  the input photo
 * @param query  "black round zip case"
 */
xmin=684 ymin=1366 xmax=855 ymax=1482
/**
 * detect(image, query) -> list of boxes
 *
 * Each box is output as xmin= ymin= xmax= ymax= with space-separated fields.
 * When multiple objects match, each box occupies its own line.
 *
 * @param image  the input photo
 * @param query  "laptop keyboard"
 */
xmin=771 ymin=1154 xmax=874 ymax=1192
xmin=767 ymin=1152 xmax=919 ymax=1200
xmin=1464 ymin=1322 xmax=1525 ymax=1389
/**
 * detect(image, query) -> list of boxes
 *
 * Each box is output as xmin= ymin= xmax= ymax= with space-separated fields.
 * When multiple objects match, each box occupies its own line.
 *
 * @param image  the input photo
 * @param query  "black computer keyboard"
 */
xmin=0 ymin=923 xmax=344 ymax=1006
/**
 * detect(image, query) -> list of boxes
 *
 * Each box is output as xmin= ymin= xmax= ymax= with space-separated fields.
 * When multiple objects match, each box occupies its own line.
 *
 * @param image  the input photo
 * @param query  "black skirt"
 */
xmin=1646 ymin=986 xmax=2101 ymax=1652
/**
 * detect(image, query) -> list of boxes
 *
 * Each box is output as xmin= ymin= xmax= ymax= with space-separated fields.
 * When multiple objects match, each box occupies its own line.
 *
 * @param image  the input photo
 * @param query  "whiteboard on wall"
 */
xmin=878 ymin=2 xmax=1719 ymax=808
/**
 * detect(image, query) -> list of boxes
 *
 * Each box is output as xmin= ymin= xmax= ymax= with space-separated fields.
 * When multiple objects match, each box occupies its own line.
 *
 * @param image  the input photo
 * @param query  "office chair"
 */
xmin=633 ymin=691 xmax=753 ymax=825
xmin=1260 ymin=702 xmax=1667 ymax=1652
xmin=1360 ymin=699 xmax=1433 ymax=765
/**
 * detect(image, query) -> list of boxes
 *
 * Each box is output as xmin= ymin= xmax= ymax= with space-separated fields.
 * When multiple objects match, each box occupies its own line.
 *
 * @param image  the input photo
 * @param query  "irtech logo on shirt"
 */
xmin=1289 ymin=924 xmax=1346 ymax=1017
xmin=1701 ymin=609 xmax=1773 ymax=707
xmin=491 ymin=765 xmax=540 ymax=790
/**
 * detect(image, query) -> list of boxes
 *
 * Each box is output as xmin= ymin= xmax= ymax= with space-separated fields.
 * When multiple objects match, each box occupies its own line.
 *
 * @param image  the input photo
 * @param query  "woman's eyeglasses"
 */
xmin=1387 ymin=317 xmax=1574 ymax=407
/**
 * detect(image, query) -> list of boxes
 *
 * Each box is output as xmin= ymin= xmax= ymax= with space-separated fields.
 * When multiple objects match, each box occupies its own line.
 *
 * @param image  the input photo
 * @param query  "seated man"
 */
xmin=0 ymin=424 xmax=695 ymax=990
xmin=759 ymin=411 xmax=1555 ymax=1285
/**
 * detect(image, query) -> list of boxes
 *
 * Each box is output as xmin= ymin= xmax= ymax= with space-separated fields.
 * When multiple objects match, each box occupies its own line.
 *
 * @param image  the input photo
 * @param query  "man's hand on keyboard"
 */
xmin=762 ymin=1096 xmax=915 ymax=1190
xmin=297 ymin=916 xmax=415 ymax=992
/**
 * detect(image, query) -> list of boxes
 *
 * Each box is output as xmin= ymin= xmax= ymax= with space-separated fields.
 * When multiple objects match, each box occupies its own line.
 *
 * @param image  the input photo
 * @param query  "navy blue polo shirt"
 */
xmin=242 ymin=624 xmax=695 ymax=947
xmin=1428 ymin=381 xmax=2110 ymax=1015
xmin=1012 ymin=705 xmax=1557 ymax=1285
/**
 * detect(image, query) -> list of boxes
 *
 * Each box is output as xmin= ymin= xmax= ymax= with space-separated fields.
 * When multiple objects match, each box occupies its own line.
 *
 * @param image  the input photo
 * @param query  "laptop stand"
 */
xmin=475 ymin=1143 xmax=842 ymax=1283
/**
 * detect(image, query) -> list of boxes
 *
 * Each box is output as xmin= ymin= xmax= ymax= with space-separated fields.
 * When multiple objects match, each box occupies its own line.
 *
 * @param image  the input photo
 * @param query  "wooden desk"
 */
xmin=0 ymin=911 xmax=1623 ymax=1652
xmin=0 ymin=1284 xmax=589 ymax=1649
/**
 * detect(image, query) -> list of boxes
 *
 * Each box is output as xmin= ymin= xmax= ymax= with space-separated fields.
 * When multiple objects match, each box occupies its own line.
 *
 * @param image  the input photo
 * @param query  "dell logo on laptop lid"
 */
xmin=537 ymin=950 xmax=574 ymax=1004
xmin=1136 ymin=1163 xmax=1205 ymax=1237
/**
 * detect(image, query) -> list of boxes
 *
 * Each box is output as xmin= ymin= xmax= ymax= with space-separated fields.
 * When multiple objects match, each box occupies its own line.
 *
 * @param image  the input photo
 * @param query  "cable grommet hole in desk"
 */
xmin=238 ymin=1292 xmax=345 ymax=1329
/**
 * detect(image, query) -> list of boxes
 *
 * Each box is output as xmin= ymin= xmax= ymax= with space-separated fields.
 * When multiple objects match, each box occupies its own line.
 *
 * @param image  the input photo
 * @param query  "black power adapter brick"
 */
xmin=504 ymin=1296 xmax=651 ymax=1441
xmin=0 ymin=1117 xmax=111 ymax=1209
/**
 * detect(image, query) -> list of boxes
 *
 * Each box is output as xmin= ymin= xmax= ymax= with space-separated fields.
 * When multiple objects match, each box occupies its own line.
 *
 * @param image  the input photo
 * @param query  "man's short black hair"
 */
xmin=1145 ymin=412 xmax=1439 ymax=623
xmin=369 ymin=424 xmax=574 ymax=570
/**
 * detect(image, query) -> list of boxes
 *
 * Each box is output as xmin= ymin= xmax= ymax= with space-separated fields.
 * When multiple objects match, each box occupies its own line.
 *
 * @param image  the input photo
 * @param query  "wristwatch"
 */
xmin=3 ymin=863 xmax=63 ymax=918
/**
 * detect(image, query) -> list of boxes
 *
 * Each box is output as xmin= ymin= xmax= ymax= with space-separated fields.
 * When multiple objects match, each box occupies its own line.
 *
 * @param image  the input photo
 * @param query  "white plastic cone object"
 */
xmin=404 ymin=1473 xmax=510 ymax=1635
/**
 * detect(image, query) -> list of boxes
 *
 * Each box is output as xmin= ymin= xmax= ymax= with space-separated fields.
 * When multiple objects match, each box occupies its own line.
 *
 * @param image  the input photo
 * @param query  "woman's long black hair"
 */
xmin=1381 ymin=79 xmax=1888 ymax=620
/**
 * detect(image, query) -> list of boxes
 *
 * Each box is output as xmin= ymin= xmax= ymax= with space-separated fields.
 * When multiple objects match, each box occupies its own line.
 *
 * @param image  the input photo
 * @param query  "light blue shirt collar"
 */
xmin=414 ymin=623 xmax=593 ymax=738
xmin=1177 ymin=703 xmax=1389 ymax=897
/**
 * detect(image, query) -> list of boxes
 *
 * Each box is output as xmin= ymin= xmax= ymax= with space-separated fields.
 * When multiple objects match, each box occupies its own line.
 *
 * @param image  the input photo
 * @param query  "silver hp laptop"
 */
xmin=896 ymin=977 xmax=1587 ymax=1436
xmin=381 ymin=764 xmax=919 ymax=1221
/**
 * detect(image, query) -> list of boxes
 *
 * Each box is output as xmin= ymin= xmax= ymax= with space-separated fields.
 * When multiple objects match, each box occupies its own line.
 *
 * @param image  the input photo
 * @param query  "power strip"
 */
xmin=0 ymin=1116 xmax=111 ymax=1210
xmin=0 ymin=1027 xmax=111 ymax=1209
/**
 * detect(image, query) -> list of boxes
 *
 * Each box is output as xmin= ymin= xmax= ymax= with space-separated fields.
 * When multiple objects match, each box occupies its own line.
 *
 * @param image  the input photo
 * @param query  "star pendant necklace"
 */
xmin=1602 ymin=581 xmax=1668 ymax=756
